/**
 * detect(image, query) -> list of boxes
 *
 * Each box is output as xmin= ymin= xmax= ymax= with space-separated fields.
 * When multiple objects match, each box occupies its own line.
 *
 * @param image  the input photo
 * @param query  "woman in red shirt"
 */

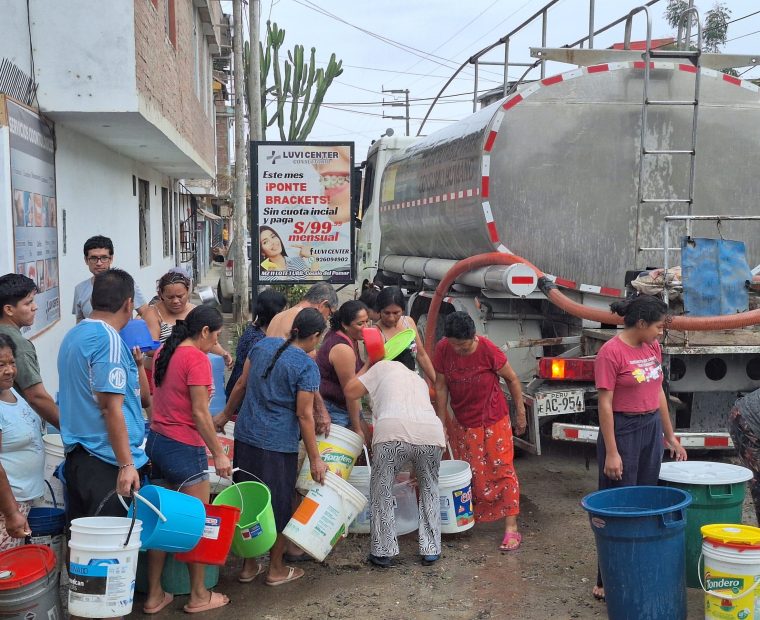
xmin=433 ymin=311 xmax=526 ymax=551
xmin=143 ymin=305 xmax=232 ymax=615
xmin=593 ymin=295 xmax=687 ymax=601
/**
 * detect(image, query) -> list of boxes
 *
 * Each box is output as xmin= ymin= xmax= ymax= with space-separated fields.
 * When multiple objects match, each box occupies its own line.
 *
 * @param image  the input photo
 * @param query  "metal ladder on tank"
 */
xmin=627 ymin=6 xmax=703 ymax=261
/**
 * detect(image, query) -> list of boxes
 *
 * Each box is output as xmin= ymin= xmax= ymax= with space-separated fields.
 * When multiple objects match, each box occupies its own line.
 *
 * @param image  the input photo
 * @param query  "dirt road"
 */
xmin=130 ymin=439 xmax=737 ymax=619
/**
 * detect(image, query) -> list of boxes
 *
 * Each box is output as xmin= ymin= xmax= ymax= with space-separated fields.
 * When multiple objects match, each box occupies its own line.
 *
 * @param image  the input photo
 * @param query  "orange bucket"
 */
xmin=362 ymin=327 xmax=385 ymax=363
xmin=175 ymin=503 xmax=241 ymax=566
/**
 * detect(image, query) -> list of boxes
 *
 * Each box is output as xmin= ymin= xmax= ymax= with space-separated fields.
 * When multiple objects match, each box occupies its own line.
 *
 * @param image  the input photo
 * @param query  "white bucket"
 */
xmin=41 ymin=434 xmax=65 ymax=508
xmin=296 ymin=426 xmax=364 ymax=493
xmin=347 ymin=466 xmax=419 ymax=535
xmin=439 ymin=460 xmax=475 ymax=534
xmin=206 ymin=421 xmax=235 ymax=490
xmin=68 ymin=517 xmax=143 ymax=618
xmin=701 ymin=537 xmax=760 ymax=619
xmin=283 ymin=471 xmax=367 ymax=562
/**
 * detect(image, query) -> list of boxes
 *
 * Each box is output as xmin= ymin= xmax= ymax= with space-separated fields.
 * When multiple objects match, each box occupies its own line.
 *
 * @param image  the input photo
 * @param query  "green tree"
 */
xmin=664 ymin=1 xmax=731 ymax=53
xmin=244 ymin=22 xmax=343 ymax=141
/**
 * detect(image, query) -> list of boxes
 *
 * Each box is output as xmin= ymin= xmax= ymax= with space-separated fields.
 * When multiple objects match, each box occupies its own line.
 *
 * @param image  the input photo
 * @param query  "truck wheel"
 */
xmin=218 ymin=282 xmax=233 ymax=314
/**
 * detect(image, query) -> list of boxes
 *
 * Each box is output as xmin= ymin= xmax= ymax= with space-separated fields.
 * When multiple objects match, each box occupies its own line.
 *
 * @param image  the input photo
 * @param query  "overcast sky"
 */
xmin=233 ymin=0 xmax=760 ymax=160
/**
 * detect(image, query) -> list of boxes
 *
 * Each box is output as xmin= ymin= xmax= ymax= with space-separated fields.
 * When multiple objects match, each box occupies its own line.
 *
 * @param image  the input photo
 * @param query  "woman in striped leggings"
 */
xmin=344 ymin=359 xmax=446 ymax=567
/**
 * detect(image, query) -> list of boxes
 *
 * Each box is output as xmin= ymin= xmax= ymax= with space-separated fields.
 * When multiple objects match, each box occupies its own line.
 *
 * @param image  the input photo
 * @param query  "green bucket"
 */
xmin=660 ymin=461 xmax=752 ymax=589
xmin=212 ymin=481 xmax=277 ymax=557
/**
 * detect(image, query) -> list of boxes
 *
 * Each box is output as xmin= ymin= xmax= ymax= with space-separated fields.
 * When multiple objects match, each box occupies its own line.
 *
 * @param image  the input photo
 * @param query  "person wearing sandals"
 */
xmin=592 ymin=295 xmax=687 ymax=602
xmin=143 ymin=306 xmax=232 ymax=614
xmin=433 ymin=312 xmax=526 ymax=552
xmin=233 ymin=308 xmax=329 ymax=586
xmin=344 ymin=359 xmax=445 ymax=568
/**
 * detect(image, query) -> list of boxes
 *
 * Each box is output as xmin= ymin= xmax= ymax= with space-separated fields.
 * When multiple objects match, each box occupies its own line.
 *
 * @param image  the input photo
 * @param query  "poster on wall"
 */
xmin=252 ymin=141 xmax=355 ymax=285
xmin=3 ymin=96 xmax=60 ymax=337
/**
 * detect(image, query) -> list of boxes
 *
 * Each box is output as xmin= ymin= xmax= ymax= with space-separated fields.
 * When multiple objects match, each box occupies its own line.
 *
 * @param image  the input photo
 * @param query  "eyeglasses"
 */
xmin=87 ymin=255 xmax=112 ymax=264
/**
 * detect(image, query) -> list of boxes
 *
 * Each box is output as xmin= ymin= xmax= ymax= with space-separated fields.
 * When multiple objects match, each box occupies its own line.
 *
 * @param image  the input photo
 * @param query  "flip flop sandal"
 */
xmin=265 ymin=566 xmax=305 ymax=587
xmin=499 ymin=531 xmax=522 ymax=551
xmin=183 ymin=592 xmax=229 ymax=614
xmin=144 ymin=592 xmax=174 ymax=615
xmin=238 ymin=562 xmax=266 ymax=584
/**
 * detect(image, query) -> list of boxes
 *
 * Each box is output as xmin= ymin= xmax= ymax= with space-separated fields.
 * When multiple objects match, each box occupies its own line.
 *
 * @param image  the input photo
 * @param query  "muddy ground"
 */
xmin=127 ymin=439 xmax=746 ymax=619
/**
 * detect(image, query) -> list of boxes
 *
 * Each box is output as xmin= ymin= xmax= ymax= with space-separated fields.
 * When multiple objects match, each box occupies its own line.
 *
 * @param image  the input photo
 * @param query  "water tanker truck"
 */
xmin=355 ymin=32 xmax=760 ymax=455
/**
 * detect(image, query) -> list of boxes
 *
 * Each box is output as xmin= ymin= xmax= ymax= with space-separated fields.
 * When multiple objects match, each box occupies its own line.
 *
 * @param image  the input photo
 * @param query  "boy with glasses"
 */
xmin=73 ymin=235 xmax=150 ymax=323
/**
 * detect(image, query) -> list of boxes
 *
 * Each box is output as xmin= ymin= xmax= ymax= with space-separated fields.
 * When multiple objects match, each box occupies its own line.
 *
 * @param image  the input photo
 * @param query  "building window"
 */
xmin=162 ymin=187 xmax=171 ymax=257
xmin=164 ymin=0 xmax=176 ymax=48
xmin=138 ymin=179 xmax=151 ymax=266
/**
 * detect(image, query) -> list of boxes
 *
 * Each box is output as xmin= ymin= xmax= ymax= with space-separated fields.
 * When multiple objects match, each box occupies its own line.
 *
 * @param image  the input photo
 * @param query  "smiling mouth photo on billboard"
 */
xmin=312 ymin=147 xmax=350 ymax=224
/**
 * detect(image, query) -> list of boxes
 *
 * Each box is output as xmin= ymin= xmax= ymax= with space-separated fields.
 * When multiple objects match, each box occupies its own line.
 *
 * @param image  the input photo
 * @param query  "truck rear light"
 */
xmin=225 ymin=260 xmax=233 ymax=277
xmin=538 ymin=357 xmax=595 ymax=381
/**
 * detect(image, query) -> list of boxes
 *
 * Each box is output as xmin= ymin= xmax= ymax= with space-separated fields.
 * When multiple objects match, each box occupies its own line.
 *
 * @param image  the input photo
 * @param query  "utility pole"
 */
xmin=232 ymin=0 xmax=249 ymax=321
xmin=248 ymin=0 xmax=261 ymax=316
xmin=382 ymin=88 xmax=410 ymax=136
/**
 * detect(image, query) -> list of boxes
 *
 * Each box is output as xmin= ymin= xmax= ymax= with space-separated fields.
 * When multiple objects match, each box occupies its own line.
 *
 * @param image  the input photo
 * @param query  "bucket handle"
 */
xmin=218 ymin=468 xmax=269 ymax=519
xmin=44 ymin=479 xmax=59 ymax=510
xmin=446 ymin=440 xmax=454 ymax=461
xmin=363 ymin=445 xmax=371 ymax=476
xmin=660 ymin=508 xmax=686 ymax=529
xmin=698 ymin=552 xmax=760 ymax=600
xmin=708 ymin=485 xmax=734 ymax=499
xmin=117 ymin=490 xmax=168 ymax=523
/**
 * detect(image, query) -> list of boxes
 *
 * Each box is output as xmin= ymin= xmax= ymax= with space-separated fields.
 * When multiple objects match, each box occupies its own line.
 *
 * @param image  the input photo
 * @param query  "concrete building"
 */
xmin=0 ymin=0 xmax=229 ymax=395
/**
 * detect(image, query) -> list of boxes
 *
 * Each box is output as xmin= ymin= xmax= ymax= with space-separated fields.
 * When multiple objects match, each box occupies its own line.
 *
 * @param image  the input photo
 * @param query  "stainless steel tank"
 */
xmin=379 ymin=63 xmax=760 ymax=289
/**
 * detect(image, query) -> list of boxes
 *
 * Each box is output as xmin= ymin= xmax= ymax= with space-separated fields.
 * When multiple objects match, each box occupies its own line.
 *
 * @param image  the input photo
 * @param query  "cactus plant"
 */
xmin=244 ymin=21 xmax=343 ymax=141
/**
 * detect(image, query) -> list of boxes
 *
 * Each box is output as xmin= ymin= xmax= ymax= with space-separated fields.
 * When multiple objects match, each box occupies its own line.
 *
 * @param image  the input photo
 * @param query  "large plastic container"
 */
xmin=439 ymin=460 xmax=474 ymax=534
xmin=212 ymin=481 xmax=277 ymax=558
xmin=0 ymin=545 xmax=61 ymax=620
xmin=660 ymin=461 xmax=752 ymax=589
xmin=347 ymin=467 xmax=418 ymax=535
xmin=296 ymin=426 xmax=364 ymax=493
xmin=205 ymin=421 xmax=235 ymax=491
xmin=26 ymin=506 xmax=66 ymax=575
xmin=40 ymin=434 xmax=64 ymax=509
xmin=582 ymin=486 xmax=692 ymax=620
xmin=68 ymin=517 xmax=142 ymax=618
xmin=120 ymin=319 xmax=160 ymax=352
xmin=175 ymin=503 xmax=241 ymax=566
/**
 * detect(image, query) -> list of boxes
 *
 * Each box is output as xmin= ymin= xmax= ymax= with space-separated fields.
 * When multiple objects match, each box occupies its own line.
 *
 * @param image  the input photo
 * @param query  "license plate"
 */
xmin=534 ymin=390 xmax=585 ymax=416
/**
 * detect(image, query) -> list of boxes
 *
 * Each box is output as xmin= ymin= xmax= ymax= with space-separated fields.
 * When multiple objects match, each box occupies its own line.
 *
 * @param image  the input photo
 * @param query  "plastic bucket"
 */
xmin=296 ymin=425 xmax=364 ymax=493
xmin=439 ymin=460 xmax=474 ymax=534
xmin=212 ymin=481 xmax=277 ymax=557
xmin=175 ymin=503 xmax=241 ymax=566
xmin=120 ymin=319 xmax=160 ymax=352
xmin=347 ymin=466 xmax=418 ymax=535
xmin=0 ymin=545 xmax=61 ymax=620
xmin=41 ymin=434 xmax=65 ymax=509
xmin=582 ymin=486 xmax=692 ymax=620
xmin=700 ymin=523 xmax=760 ymax=619
xmin=362 ymin=327 xmax=385 ymax=363
xmin=135 ymin=551 xmax=219 ymax=595
xmin=26 ymin=506 xmax=66 ymax=575
xmin=660 ymin=461 xmax=752 ymax=589
xmin=68 ymin=517 xmax=142 ymax=618
xmin=125 ymin=485 xmax=205 ymax=552
xmin=283 ymin=471 xmax=368 ymax=562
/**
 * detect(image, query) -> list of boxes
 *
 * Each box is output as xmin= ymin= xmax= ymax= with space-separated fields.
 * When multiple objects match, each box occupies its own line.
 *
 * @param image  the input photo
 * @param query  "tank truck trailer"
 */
xmin=354 ymin=6 xmax=760 ymax=455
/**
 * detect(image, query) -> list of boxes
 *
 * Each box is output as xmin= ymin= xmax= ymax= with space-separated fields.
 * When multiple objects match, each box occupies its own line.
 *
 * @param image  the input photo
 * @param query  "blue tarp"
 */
xmin=681 ymin=237 xmax=750 ymax=316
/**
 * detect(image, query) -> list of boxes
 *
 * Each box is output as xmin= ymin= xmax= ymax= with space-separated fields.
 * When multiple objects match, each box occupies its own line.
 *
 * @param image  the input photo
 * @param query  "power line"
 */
xmin=320 ymin=103 xmax=459 ymax=122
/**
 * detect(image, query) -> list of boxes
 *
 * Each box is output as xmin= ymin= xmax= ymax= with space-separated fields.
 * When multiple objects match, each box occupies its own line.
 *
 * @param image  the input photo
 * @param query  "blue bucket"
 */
xmin=120 ymin=319 xmax=160 ymax=352
xmin=28 ymin=507 xmax=65 ymax=536
xmin=126 ymin=485 xmax=205 ymax=552
xmin=582 ymin=486 xmax=691 ymax=620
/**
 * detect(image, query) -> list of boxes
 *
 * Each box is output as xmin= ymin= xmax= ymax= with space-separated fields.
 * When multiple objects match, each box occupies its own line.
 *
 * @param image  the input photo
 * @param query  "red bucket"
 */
xmin=176 ymin=503 xmax=241 ymax=566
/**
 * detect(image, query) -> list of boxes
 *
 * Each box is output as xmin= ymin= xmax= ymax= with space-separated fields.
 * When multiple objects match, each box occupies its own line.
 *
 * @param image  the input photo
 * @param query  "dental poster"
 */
xmin=252 ymin=141 xmax=355 ymax=285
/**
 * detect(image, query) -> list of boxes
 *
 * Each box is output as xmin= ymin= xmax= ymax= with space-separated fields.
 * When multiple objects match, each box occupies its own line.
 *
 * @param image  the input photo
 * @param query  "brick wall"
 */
xmin=215 ymin=97 xmax=231 ymax=195
xmin=134 ymin=0 xmax=215 ymax=173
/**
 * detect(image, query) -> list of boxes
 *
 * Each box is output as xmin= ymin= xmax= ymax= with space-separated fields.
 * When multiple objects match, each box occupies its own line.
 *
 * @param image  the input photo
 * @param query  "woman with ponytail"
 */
xmin=592 ymin=294 xmax=687 ymax=602
xmin=233 ymin=307 xmax=328 ymax=586
xmin=144 ymin=305 xmax=232 ymax=614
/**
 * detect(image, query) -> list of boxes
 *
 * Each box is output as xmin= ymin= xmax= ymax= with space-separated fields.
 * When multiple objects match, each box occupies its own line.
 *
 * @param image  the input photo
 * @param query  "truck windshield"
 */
xmin=359 ymin=154 xmax=376 ymax=221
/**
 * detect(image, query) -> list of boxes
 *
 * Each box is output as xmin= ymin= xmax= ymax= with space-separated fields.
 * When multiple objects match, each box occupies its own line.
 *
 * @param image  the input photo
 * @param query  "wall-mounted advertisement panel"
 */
xmin=2 ymin=96 xmax=60 ymax=337
xmin=252 ymin=141 xmax=355 ymax=285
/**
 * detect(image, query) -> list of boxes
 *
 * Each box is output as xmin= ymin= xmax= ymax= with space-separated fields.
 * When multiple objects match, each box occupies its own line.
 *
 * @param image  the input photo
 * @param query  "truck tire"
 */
xmin=218 ymin=282 xmax=233 ymax=314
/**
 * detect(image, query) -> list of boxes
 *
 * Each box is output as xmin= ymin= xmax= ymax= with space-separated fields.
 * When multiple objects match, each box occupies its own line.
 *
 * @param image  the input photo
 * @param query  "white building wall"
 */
xmin=23 ymin=124 xmax=175 ymax=396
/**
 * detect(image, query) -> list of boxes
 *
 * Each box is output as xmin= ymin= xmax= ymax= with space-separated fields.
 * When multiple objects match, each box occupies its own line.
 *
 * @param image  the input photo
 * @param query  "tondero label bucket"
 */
xmin=296 ymin=426 xmax=363 ymax=493
xmin=701 ymin=524 xmax=760 ymax=620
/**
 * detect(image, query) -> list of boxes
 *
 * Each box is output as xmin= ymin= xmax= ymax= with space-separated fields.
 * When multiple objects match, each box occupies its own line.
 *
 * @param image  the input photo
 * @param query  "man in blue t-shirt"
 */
xmin=58 ymin=269 xmax=150 ymax=520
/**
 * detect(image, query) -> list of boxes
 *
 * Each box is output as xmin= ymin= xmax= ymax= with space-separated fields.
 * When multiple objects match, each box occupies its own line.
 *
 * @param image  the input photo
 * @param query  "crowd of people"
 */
xmin=0 ymin=233 xmax=723 ymax=611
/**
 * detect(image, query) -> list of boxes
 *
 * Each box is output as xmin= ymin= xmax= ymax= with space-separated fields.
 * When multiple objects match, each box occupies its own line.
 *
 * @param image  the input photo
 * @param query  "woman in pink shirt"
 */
xmin=593 ymin=295 xmax=687 ymax=601
xmin=143 ymin=305 xmax=232 ymax=615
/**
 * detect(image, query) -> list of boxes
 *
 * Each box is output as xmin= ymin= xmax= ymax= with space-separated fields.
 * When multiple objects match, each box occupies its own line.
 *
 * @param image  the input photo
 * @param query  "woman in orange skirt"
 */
xmin=433 ymin=311 xmax=526 ymax=550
